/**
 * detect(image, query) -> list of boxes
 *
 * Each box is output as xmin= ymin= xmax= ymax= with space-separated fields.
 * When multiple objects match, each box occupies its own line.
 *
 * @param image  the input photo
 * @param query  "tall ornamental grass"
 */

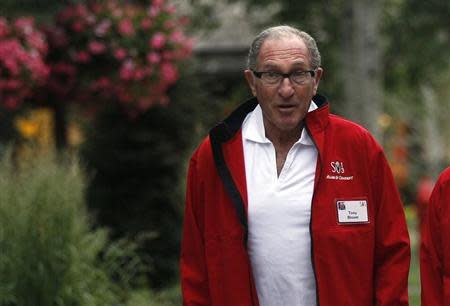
xmin=0 ymin=153 xmax=142 ymax=306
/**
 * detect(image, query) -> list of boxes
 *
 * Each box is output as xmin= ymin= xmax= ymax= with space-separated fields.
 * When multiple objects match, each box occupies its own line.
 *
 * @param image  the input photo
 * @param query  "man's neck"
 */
xmin=264 ymin=122 xmax=304 ymax=176
xmin=265 ymin=123 xmax=303 ymax=151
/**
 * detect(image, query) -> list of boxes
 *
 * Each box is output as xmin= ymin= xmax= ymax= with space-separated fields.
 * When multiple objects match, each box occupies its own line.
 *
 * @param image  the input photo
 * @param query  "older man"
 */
xmin=181 ymin=25 xmax=410 ymax=306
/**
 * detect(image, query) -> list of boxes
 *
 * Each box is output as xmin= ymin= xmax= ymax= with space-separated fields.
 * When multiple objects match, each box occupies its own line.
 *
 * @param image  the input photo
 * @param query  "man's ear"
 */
xmin=313 ymin=68 xmax=323 ymax=95
xmin=244 ymin=69 xmax=257 ymax=96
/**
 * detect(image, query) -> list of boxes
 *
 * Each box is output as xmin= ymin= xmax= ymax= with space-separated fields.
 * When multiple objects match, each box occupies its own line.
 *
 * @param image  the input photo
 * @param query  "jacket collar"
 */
xmin=210 ymin=94 xmax=330 ymax=143
xmin=208 ymin=94 xmax=329 ymax=245
xmin=243 ymin=103 xmax=318 ymax=146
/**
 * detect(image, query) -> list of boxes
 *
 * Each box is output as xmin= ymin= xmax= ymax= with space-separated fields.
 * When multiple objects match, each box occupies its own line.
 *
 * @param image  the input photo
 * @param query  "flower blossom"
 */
xmin=95 ymin=19 xmax=112 ymax=37
xmin=160 ymin=62 xmax=178 ymax=84
xmin=0 ymin=17 xmax=48 ymax=110
xmin=118 ymin=19 xmax=135 ymax=36
xmin=88 ymin=40 xmax=106 ymax=54
xmin=146 ymin=52 xmax=160 ymax=64
xmin=45 ymin=0 xmax=193 ymax=114
xmin=114 ymin=48 xmax=128 ymax=60
xmin=150 ymin=32 xmax=166 ymax=49
xmin=0 ymin=18 xmax=10 ymax=37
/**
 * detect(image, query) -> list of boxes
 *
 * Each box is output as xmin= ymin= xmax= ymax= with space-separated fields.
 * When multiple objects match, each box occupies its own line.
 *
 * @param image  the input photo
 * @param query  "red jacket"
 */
xmin=181 ymin=95 xmax=410 ymax=306
xmin=421 ymin=167 xmax=450 ymax=305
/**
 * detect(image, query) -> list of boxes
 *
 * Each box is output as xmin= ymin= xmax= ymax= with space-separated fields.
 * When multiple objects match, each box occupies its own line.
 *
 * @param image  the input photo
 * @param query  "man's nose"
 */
xmin=278 ymin=77 xmax=295 ymax=98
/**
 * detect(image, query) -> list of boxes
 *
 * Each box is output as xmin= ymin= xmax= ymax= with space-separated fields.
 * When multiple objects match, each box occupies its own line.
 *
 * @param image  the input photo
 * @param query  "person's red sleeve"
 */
xmin=180 ymin=156 xmax=211 ymax=305
xmin=370 ymin=140 xmax=411 ymax=306
xmin=420 ymin=168 xmax=450 ymax=306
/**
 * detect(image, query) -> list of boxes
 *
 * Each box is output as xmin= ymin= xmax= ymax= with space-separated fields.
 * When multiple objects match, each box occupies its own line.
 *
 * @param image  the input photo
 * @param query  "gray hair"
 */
xmin=247 ymin=25 xmax=321 ymax=70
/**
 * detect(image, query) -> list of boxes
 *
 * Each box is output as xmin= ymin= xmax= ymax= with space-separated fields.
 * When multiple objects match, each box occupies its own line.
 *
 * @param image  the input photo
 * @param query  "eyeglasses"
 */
xmin=251 ymin=70 xmax=315 ymax=85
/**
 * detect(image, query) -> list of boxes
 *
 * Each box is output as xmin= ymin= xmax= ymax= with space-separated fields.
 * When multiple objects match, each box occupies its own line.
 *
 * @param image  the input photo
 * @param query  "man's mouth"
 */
xmin=277 ymin=104 xmax=296 ymax=112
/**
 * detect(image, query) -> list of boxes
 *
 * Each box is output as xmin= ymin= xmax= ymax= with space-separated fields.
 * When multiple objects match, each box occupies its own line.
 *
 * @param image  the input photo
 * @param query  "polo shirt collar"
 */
xmin=243 ymin=101 xmax=317 ymax=146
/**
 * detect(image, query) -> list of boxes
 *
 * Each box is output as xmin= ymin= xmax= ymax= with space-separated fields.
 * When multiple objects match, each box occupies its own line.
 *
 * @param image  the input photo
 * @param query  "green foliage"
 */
xmin=0 ymin=109 xmax=19 ymax=153
xmin=80 ymin=63 xmax=208 ymax=288
xmin=383 ymin=0 xmax=450 ymax=91
xmin=0 ymin=152 xmax=143 ymax=306
xmin=0 ymin=0 xmax=81 ymax=22
xmin=126 ymin=286 xmax=181 ymax=306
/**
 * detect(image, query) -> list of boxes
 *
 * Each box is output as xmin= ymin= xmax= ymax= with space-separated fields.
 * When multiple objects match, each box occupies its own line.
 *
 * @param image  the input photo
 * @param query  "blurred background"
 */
xmin=1 ymin=0 xmax=449 ymax=305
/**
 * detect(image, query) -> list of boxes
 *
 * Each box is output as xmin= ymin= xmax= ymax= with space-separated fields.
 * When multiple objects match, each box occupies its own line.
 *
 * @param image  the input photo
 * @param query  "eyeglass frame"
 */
xmin=251 ymin=69 xmax=316 ymax=85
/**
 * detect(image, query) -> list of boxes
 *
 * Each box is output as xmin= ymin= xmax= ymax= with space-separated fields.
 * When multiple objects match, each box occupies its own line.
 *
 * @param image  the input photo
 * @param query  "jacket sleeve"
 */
xmin=420 ymin=171 xmax=449 ymax=306
xmin=180 ymin=156 xmax=211 ymax=305
xmin=370 ymin=140 xmax=410 ymax=306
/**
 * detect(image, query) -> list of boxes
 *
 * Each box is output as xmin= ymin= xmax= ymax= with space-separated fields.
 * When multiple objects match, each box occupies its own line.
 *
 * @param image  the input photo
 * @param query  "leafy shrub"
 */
xmin=0 ymin=152 xmax=143 ymax=306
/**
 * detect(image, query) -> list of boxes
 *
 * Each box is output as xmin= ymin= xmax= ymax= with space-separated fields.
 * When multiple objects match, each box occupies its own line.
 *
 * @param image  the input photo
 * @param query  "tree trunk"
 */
xmin=421 ymin=85 xmax=446 ymax=177
xmin=341 ymin=0 xmax=382 ymax=139
xmin=52 ymin=98 xmax=67 ymax=150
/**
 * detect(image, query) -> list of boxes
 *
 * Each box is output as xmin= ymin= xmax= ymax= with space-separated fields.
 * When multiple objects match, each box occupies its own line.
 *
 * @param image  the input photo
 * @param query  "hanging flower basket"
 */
xmin=45 ymin=0 xmax=193 ymax=117
xmin=0 ymin=17 xmax=49 ymax=111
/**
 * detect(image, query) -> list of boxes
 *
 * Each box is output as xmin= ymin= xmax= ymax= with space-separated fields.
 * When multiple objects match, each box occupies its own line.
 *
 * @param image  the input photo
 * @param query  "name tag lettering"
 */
xmin=336 ymin=199 xmax=369 ymax=224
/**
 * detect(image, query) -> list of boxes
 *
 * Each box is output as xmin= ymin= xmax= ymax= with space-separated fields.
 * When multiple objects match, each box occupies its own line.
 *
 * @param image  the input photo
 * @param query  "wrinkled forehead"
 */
xmin=257 ymin=36 xmax=312 ymax=69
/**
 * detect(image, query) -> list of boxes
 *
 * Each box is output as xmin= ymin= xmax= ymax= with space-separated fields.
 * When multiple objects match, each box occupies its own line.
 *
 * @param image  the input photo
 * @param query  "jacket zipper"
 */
xmin=305 ymin=124 xmax=322 ymax=306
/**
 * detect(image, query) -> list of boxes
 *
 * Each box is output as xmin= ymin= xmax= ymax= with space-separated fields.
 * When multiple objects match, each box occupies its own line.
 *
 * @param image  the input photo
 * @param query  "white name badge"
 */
xmin=336 ymin=199 xmax=369 ymax=224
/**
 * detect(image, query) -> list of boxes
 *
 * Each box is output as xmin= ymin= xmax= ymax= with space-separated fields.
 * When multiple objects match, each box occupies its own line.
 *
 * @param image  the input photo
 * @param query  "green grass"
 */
xmin=406 ymin=206 xmax=420 ymax=306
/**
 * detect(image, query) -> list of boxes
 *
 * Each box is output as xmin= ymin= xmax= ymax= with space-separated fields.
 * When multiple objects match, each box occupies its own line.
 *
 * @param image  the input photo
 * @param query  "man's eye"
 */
xmin=265 ymin=72 xmax=279 ymax=78
xmin=291 ymin=71 xmax=306 ymax=77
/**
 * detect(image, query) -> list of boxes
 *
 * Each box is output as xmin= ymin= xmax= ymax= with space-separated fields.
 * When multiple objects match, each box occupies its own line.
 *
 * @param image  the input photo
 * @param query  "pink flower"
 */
xmin=119 ymin=60 xmax=135 ymax=81
xmin=75 ymin=51 xmax=91 ymax=63
xmin=0 ymin=18 xmax=10 ymax=37
xmin=164 ymin=4 xmax=177 ymax=14
xmin=74 ymin=3 xmax=88 ymax=17
xmin=27 ymin=32 xmax=48 ymax=54
xmin=148 ymin=6 xmax=160 ymax=17
xmin=72 ymin=21 xmax=85 ymax=33
xmin=118 ymin=19 xmax=135 ymax=36
xmin=37 ymin=0 xmax=193 ymax=114
xmin=86 ymin=14 xmax=97 ymax=26
xmin=4 ymin=79 xmax=22 ymax=91
xmin=133 ymin=68 xmax=147 ymax=81
xmin=146 ymin=52 xmax=160 ymax=64
xmin=95 ymin=19 xmax=112 ymax=37
xmin=150 ymin=32 xmax=166 ymax=49
xmin=88 ymin=40 xmax=107 ymax=55
xmin=14 ymin=17 xmax=34 ymax=35
xmin=170 ymin=30 xmax=185 ymax=44
xmin=140 ymin=18 xmax=152 ymax=30
xmin=114 ymin=48 xmax=128 ymax=60
xmin=152 ymin=0 xmax=165 ymax=8
xmin=160 ymin=62 xmax=178 ymax=83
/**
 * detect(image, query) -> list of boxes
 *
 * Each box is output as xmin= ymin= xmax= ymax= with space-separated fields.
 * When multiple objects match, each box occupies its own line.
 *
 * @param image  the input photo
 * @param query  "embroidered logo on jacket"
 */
xmin=327 ymin=161 xmax=353 ymax=181
xmin=331 ymin=161 xmax=345 ymax=174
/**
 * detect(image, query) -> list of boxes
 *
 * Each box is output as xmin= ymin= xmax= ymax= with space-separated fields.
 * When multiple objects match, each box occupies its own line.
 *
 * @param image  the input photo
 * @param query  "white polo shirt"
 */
xmin=242 ymin=103 xmax=318 ymax=306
